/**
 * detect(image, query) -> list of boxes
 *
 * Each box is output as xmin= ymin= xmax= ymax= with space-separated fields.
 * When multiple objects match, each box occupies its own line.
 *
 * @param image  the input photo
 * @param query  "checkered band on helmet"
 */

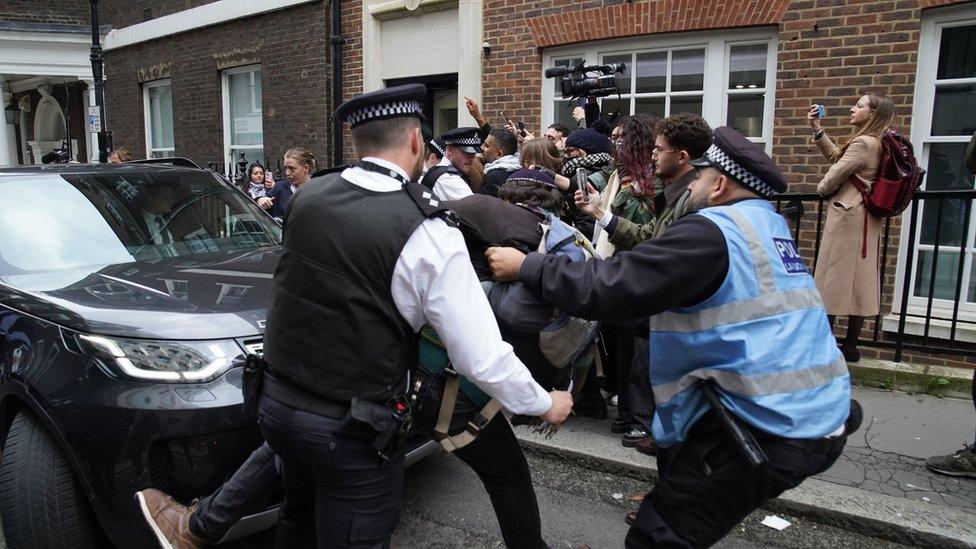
xmin=345 ymin=100 xmax=423 ymax=127
xmin=704 ymin=144 xmax=776 ymax=198
xmin=446 ymin=137 xmax=481 ymax=146
xmin=429 ymin=140 xmax=446 ymax=156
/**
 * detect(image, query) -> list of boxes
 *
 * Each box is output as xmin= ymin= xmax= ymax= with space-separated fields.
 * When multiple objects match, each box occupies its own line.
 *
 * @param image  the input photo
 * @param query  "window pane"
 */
xmin=937 ymin=25 xmax=976 ymax=80
xmin=919 ymin=142 xmax=975 ymax=247
xmin=635 ymin=97 xmax=665 ymax=118
xmin=727 ymin=93 xmax=765 ymax=137
xmin=602 ymin=54 xmax=632 ymax=94
xmin=228 ymin=70 xmax=263 ymax=147
xmin=931 ymin=84 xmax=976 ymax=136
xmin=670 ymin=96 xmax=703 ymax=117
xmin=148 ymin=84 xmax=174 ymax=150
xmin=968 ymin=261 xmax=976 ymax=303
xmin=914 ymin=250 xmax=963 ymax=301
xmin=602 ymin=97 xmax=630 ymax=117
xmin=551 ymin=57 xmax=584 ymax=98
xmin=553 ymin=100 xmax=579 ymax=129
xmin=635 ymin=52 xmax=667 ymax=93
xmin=729 ymin=44 xmax=768 ymax=89
xmin=230 ymin=148 xmax=265 ymax=172
xmin=671 ymin=49 xmax=705 ymax=92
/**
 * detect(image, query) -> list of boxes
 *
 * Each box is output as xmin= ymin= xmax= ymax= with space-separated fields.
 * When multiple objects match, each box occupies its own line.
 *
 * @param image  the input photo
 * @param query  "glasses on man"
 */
xmin=652 ymin=146 xmax=681 ymax=154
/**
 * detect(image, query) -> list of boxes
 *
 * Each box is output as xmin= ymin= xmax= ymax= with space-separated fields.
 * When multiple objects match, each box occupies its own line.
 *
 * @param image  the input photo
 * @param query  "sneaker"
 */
xmin=609 ymin=395 xmax=619 ymax=407
xmin=135 ymin=489 xmax=205 ymax=549
xmin=926 ymin=444 xmax=976 ymax=479
xmin=622 ymin=427 xmax=648 ymax=447
xmin=635 ymin=436 xmax=657 ymax=456
xmin=611 ymin=417 xmax=632 ymax=434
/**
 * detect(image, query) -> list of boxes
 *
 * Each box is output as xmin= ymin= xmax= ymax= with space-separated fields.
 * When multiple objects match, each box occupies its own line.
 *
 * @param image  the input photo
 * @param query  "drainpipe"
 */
xmin=330 ymin=0 xmax=345 ymax=166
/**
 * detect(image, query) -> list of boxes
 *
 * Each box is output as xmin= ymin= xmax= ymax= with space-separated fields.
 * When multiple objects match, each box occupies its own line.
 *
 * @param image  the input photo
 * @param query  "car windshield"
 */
xmin=0 ymin=169 xmax=281 ymax=275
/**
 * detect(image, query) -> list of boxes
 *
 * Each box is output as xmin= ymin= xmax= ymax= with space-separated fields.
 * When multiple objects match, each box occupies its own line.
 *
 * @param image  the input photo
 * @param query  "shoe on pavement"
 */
xmin=622 ymin=427 xmax=648 ymax=447
xmin=135 ymin=489 xmax=205 ymax=549
xmin=609 ymin=395 xmax=619 ymax=407
xmin=625 ymin=511 xmax=637 ymax=526
xmin=635 ymin=436 xmax=657 ymax=456
xmin=611 ymin=416 xmax=632 ymax=434
xmin=926 ymin=444 xmax=976 ymax=479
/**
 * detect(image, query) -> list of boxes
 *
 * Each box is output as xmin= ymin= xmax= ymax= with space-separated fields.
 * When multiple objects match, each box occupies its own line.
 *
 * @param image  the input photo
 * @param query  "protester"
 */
xmin=245 ymin=162 xmax=268 ymax=200
xmin=257 ymin=85 xmax=570 ymax=547
xmin=486 ymin=127 xmax=853 ymax=548
xmin=545 ymin=122 xmax=571 ymax=152
xmin=108 ymin=147 xmax=133 ymax=163
xmin=808 ymin=93 xmax=894 ymax=362
xmin=480 ymin=129 xmax=521 ymax=197
xmin=257 ymin=148 xmax=315 ymax=218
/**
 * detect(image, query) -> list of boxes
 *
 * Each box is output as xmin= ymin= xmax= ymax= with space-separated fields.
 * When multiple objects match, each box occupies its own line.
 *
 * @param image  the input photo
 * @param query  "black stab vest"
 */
xmin=264 ymin=172 xmax=453 ymax=404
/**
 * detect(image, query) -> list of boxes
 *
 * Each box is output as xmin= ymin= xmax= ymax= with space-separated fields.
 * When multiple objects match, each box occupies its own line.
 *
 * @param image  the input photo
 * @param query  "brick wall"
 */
xmin=99 ymin=1 xmax=220 ymax=29
xmin=338 ymin=0 xmax=363 ymax=162
xmin=0 ymin=0 xmax=91 ymax=25
xmin=103 ymin=0 xmax=330 ymax=171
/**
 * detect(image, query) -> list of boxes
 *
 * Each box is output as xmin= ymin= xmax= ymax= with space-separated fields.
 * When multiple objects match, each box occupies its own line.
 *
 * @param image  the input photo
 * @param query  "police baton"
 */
xmin=700 ymin=380 xmax=768 ymax=468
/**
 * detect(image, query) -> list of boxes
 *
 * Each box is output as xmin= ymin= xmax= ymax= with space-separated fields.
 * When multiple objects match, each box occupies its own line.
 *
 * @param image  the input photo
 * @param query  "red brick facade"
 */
xmin=102 ymin=1 xmax=331 ymax=172
xmin=0 ymin=0 xmax=91 ymax=25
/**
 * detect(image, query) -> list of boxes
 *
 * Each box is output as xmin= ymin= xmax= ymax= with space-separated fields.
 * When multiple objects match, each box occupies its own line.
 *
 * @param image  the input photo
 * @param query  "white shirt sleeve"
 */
xmin=433 ymin=173 xmax=474 ymax=201
xmin=391 ymin=217 xmax=553 ymax=416
xmin=597 ymin=209 xmax=615 ymax=228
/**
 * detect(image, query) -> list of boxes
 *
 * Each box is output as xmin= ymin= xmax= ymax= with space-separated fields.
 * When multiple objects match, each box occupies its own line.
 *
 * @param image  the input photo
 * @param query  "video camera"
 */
xmin=41 ymin=142 xmax=70 ymax=164
xmin=544 ymin=62 xmax=626 ymax=99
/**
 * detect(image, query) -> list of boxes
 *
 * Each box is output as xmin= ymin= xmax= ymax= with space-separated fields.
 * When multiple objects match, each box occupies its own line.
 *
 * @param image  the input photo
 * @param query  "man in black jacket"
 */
xmin=480 ymin=129 xmax=520 ymax=197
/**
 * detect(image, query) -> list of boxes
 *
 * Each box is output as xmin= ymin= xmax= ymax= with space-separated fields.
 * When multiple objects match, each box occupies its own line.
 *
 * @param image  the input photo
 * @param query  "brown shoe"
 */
xmin=635 ymin=436 xmax=657 ymax=456
xmin=625 ymin=511 xmax=637 ymax=525
xmin=135 ymin=489 xmax=205 ymax=549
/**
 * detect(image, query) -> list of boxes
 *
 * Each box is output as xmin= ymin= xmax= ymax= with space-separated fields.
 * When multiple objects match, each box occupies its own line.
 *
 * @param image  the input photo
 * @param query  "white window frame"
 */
xmin=221 ymin=64 xmax=263 ymax=175
xmin=541 ymin=29 xmax=777 ymax=153
xmin=142 ymin=79 xmax=175 ymax=158
xmin=888 ymin=3 xmax=976 ymax=341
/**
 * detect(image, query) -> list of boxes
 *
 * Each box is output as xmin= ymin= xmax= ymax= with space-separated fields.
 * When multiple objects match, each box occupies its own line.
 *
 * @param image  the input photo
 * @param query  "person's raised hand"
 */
xmin=464 ymin=96 xmax=486 ymax=127
xmin=807 ymin=105 xmax=822 ymax=131
xmin=540 ymin=391 xmax=573 ymax=426
xmin=485 ymin=246 xmax=527 ymax=281
xmin=574 ymin=182 xmax=603 ymax=219
xmin=572 ymin=106 xmax=585 ymax=123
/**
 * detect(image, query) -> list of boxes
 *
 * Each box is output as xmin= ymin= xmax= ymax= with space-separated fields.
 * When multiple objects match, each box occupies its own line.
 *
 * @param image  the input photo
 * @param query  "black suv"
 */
xmin=0 ymin=161 xmax=435 ymax=547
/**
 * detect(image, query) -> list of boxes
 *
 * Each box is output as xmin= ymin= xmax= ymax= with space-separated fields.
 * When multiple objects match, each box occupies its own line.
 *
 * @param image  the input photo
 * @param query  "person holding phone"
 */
xmin=807 ymin=94 xmax=895 ymax=363
xmin=245 ymin=162 xmax=268 ymax=200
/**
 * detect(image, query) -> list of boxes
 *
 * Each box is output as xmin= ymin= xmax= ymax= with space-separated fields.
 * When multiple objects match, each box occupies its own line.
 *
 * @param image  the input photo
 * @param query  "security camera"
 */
xmin=482 ymin=42 xmax=491 ymax=56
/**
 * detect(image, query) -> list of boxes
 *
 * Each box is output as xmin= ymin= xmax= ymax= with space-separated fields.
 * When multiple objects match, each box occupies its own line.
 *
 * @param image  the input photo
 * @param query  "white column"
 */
xmin=456 ymin=0 xmax=483 ymax=115
xmin=82 ymin=79 xmax=98 ymax=163
xmin=0 ymin=78 xmax=19 ymax=165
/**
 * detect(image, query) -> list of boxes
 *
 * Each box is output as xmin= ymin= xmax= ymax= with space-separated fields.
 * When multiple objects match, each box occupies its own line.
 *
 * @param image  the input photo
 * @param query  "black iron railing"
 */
xmin=771 ymin=189 xmax=976 ymax=362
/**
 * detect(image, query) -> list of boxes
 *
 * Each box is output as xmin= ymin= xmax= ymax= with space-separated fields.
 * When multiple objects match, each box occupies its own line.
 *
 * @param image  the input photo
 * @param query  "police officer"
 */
xmin=259 ymin=84 xmax=573 ymax=547
xmin=487 ymin=127 xmax=852 ymax=548
xmin=420 ymin=126 xmax=482 ymax=200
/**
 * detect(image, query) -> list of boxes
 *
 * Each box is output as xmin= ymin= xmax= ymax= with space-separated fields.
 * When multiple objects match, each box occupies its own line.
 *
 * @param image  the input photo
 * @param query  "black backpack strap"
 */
xmin=404 ymin=182 xmax=459 ymax=228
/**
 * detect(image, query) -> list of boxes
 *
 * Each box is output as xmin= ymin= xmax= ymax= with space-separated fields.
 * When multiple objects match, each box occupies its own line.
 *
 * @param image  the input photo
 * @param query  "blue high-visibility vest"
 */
xmin=648 ymin=199 xmax=850 ymax=448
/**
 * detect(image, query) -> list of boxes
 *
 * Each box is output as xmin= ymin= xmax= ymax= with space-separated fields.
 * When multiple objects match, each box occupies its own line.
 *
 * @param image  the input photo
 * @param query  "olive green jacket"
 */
xmin=609 ymin=169 xmax=697 ymax=250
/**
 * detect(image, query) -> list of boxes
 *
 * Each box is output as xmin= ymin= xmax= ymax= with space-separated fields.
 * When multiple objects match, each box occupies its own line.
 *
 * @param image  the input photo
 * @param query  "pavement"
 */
xmin=514 ymin=386 xmax=976 ymax=548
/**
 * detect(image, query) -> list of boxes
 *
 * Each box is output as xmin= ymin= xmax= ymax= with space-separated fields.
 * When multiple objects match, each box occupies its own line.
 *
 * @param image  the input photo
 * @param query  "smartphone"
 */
xmin=516 ymin=120 xmax=526 ymax=137
xmin=576 ymin=167 xmax=589 ymax=203
xmin=815 ymin=104 xmax=826 ymax=119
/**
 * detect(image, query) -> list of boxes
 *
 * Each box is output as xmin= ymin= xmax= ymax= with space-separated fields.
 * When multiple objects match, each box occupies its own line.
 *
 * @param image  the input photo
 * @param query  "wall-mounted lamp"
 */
xmin=482 ymin=41 xmax=492 ymax=58
xmin=4 ymin=101 xmax=19 ymax=125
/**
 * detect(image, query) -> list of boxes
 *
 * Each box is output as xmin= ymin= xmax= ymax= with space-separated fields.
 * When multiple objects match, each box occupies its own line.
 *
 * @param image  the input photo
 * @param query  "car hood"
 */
xmin=0 ymin=247 xmax=281 ymax=340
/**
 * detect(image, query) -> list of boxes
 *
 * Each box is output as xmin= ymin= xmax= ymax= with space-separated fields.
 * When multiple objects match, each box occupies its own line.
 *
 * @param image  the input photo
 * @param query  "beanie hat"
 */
xmin=506 ymin=168 xmax=557 ymax=189
xmin=565 ymin=128 xmax=612 ymax=156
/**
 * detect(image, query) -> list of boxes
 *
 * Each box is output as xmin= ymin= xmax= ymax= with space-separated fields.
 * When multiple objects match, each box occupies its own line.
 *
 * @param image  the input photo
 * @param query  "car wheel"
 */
xmin=0 ymin=411 xmax=100 ymax=548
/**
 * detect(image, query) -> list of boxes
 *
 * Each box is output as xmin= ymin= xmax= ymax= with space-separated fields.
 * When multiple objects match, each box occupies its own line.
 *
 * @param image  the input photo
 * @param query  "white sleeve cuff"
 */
xmin=597 ymin=210 xmax=614 ymax=228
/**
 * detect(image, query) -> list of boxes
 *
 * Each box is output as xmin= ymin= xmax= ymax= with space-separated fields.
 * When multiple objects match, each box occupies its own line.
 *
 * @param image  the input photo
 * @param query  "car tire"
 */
xmin=0 ymin=411 xmax=100 ymax=548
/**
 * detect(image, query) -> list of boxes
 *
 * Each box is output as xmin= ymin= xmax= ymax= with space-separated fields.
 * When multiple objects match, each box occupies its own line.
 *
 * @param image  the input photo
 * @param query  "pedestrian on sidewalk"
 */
xmin=926 ymin=131 xmax=976 ymax=480
xmin=487 ymin=127 xmax=853 ymax=549
xmin=808 ymin=93 xmax=895 ymax=363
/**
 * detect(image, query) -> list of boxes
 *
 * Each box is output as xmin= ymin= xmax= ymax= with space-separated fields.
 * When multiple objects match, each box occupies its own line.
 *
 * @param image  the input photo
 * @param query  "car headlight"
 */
xmin=79 ymin=335 xmax=243 ymax=382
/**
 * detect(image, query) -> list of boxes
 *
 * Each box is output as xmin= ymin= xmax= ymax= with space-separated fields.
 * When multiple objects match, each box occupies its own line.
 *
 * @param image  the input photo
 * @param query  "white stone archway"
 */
xmin=29 ymin=94 xmax=68 ymax=163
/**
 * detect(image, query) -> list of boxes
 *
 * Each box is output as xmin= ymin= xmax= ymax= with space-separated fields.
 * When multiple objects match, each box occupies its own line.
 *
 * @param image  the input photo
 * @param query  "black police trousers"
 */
xmin=199 ymin=392 xmax=544 ymax=548
xmin=625 ymin=411 xmax=844 ymax=549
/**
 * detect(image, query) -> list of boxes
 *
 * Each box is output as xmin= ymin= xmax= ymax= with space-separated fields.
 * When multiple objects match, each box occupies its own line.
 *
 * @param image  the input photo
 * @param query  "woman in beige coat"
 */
xmin=808 ymin=93 xmax=895 ymax=362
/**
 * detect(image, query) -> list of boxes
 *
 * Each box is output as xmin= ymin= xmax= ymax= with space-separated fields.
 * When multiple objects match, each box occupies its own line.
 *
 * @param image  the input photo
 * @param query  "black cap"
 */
xmin=690 ymin=126 xmax=788 ymax=197
xmin=428 ymin=137 xmax=446 ymax=158
xmin=440 ymin=127 xmax=483 ymax=154
xmin=336 ymin=84 xmax=426 ymax=129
